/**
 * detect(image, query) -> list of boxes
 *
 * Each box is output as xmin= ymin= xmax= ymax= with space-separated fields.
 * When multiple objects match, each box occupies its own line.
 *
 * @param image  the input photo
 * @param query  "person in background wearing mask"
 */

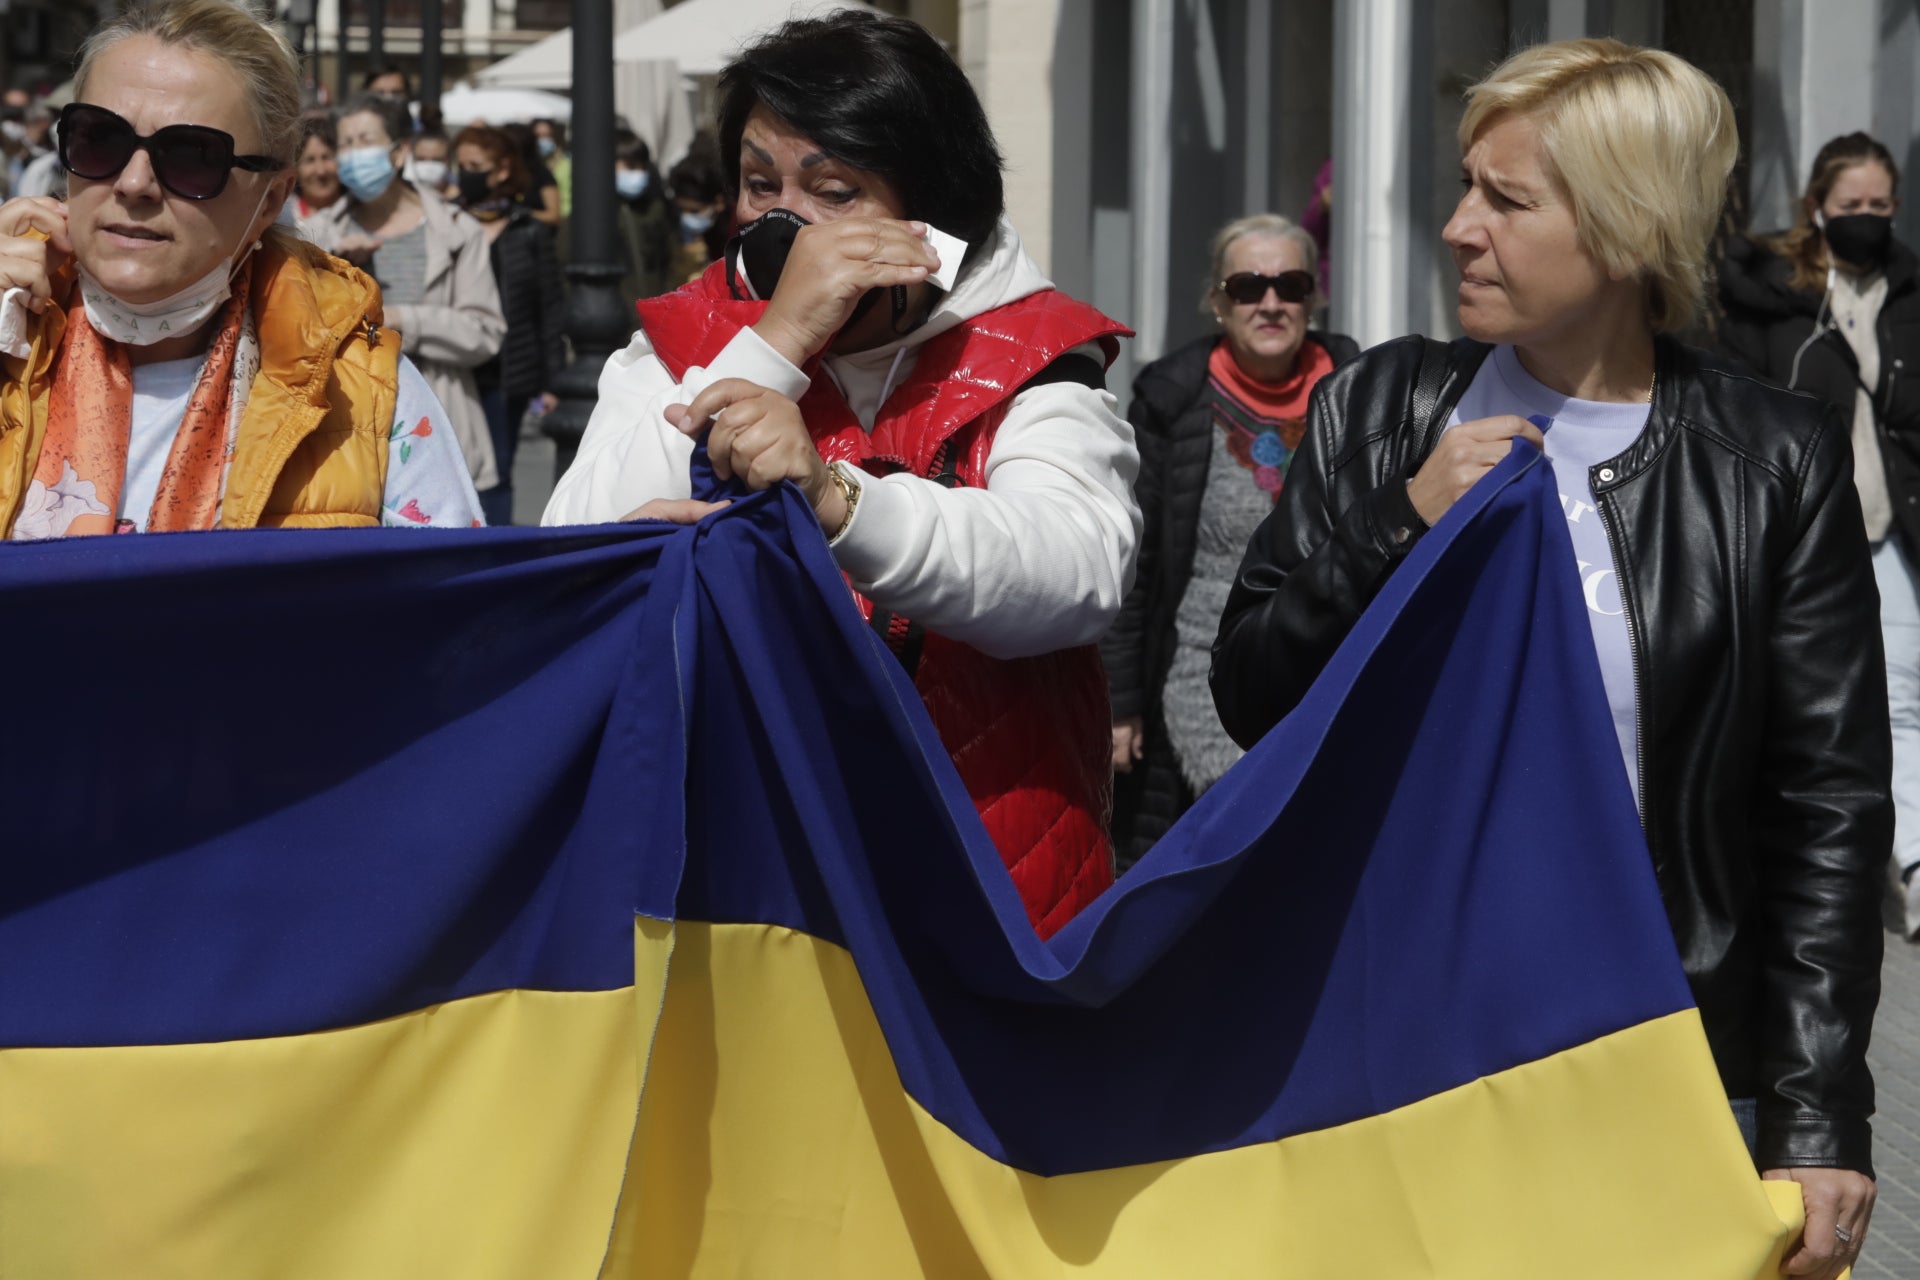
xmin=531 ymin=117 xmax=571 ymax=220
xmin=499 ymin=121 xmax=561 ymax=231
xmin=0 ymin=0 xmax=483 ymax=535
xmin=615 ymin=129 xmax=673 ymax=307
xmin=545 ymin=12 xmax=1140 ymax=940
xmin=452 ymin=124 xmax=564 ymax=525
xmin=305 ymin=93 xmax=505 ymax=499
xmin=291 ymin=111 xmax=340 ymax=227
xmin=405 ymin=127 xmax=452 ymax=198
xmin=1720 ymin=132 xmax=1920 ymax=942
xmin=665 ymin=151 xmax=726 ymax=284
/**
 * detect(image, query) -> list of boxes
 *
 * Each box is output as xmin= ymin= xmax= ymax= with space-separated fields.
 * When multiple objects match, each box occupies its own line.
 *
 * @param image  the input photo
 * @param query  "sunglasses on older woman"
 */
xmin=1218 ymin=269 xmax=1316 ymax=305
xmin=58 ymin=102 xmax=281 ymax=201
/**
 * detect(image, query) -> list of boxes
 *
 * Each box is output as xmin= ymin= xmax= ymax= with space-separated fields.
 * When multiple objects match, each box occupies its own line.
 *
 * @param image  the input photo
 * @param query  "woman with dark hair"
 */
xmin=545 ymin=11 xmax=1140 ymax=939
xmin=453 ymin=123 xmax=564 ymax=525
xmin=1719 ymin=133 xmax=1920 ymax=940
xmin=498 ymin=121 xmax=561 ymax=230
xmin=1104 ymin=213 xmax=1358 ymax=866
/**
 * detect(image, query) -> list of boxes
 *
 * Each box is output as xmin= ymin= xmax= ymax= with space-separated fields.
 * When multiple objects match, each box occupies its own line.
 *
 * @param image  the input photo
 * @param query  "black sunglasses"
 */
xmin=58 ymin=103 xmax=281 ymax=201
xmin=1219 ymin=269 xmax=1316 ymax=306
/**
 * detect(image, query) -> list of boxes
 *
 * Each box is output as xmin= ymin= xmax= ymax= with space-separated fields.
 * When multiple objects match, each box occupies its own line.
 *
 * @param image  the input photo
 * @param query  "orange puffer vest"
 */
xmin=0 ymin=234 xmax=398 ymax=536
xmin=640 ymin=264 xmax=1129 ymax=937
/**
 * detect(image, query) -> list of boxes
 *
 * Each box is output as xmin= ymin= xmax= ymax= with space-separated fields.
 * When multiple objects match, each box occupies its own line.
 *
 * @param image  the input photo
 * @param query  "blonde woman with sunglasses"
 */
xmin=0 ymin=0 xmax=484 ymax=538
xmin=1102 ymin=214 xmax=1358 ymax=867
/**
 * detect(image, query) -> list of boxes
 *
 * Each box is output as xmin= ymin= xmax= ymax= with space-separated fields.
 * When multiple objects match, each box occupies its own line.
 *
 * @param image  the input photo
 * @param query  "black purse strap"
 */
xmin=1410 ymin=337 xmax=1449 ymax=434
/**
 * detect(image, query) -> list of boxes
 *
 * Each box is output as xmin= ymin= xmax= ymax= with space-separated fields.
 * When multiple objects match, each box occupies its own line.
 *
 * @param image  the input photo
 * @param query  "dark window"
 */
xmin=1663 ymin=0 xmax=1753 ymax=227
xmin=344 ymin=0 xmax=467 ymax=25
xmin=512 ymin=0 xmax=571 ymax=30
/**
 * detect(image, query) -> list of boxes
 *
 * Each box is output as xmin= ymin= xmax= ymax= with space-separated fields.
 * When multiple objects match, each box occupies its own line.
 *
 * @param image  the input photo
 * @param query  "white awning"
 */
xmin=436 ymin=83 xmax=574 ymax=126
xmin=475 ymin=0 xmax=882 ymax=89
xmin=470 ymin=27 xmax=572 ymax=91
xmin=612 ymin=0 xmax=880 ymax=76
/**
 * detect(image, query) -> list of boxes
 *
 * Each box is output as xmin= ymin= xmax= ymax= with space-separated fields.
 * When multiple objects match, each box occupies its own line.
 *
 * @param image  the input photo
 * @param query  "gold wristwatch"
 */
xmin=825 ymin=461 xmax=862 ymax=541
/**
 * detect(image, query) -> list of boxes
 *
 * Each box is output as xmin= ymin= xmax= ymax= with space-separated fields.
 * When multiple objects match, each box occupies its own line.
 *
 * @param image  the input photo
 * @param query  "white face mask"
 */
xmin=78 ymin=185 xmax=274 ymax=347
xmin=408 ymin=158 xmax=449 ymax=189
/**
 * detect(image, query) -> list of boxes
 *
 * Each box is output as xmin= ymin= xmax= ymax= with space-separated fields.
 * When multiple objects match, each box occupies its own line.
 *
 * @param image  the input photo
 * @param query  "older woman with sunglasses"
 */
xmin=1101 ymin=214 xmax=1357 ymax=865
xmin=0 ymin=0 xmax=483 ymax=538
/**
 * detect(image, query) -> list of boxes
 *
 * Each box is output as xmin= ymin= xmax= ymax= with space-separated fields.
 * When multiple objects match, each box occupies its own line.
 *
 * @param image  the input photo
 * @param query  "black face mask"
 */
xmin=1823 ymin=213 xmax=1895 ymax=270
xmin=455 ymin=168 xmax=493 ymax=208
xmin=725 ymin=207 xmax=914 ymax=332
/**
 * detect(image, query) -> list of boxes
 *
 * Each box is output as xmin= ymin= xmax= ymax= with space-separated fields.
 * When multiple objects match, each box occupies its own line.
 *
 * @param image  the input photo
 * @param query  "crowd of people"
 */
xmin=0 ymin=1 xmax=1910 ymax=1275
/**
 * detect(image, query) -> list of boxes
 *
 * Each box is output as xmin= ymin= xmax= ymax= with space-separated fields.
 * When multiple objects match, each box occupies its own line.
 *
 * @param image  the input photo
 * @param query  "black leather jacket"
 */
xmin=1211 ymin=334 xmax=1890 ymax=1174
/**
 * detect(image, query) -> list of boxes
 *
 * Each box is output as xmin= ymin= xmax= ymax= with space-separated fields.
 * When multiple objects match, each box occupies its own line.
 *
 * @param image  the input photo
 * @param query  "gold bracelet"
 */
xmin=825 ymin=462 xmax=861 ymax=540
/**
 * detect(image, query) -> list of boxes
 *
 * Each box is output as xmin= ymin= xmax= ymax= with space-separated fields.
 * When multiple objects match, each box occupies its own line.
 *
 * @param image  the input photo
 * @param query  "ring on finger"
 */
xmin=1834 ymin=1224 xmax=1854 ymax=1245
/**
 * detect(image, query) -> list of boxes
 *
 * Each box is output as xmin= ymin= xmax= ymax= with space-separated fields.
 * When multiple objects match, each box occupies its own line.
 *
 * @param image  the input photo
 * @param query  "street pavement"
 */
xmin=512 ymin=423 xmax=1920 ymax=1274
xmin=1862 ymin=935 xmax=1920 ymax=1277
xmin=509 ymin=416 xmax=558 ymax=527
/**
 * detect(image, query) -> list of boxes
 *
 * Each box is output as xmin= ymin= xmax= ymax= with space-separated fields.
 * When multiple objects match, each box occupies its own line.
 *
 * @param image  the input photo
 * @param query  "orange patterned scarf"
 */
xmin=14 ymin=263 xmax=257 ymax=539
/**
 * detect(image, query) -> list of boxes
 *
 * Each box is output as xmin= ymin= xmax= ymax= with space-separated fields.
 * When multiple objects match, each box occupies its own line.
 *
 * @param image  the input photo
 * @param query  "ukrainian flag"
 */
xmin=0 ymin=447 xmax=1806 ymax=1277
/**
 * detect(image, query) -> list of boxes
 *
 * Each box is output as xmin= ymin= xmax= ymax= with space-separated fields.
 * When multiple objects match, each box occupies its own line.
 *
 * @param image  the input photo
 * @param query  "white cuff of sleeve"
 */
xmin=0 ymin=288 xmax=33 ymax=360
xmin=829 ymin=467 xmax=910 ymax=576
xmin=704 ymin=326 xmax=812 ymax=402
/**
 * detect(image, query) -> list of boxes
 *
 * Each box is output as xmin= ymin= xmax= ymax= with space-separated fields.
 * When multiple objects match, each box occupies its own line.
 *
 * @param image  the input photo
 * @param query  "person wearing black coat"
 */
xmin=1718 ymin=132 xmax=1920 ymax=941
xmin=1216 ymin=43 xmax=1885 ymax=1271
xmin=454 ymin=124 xmax=567 ymax=526
xmin=1103 ymin=214 xmax=1357 ymax=866
xmin=616 ymin=130 xmax=676 ymax=308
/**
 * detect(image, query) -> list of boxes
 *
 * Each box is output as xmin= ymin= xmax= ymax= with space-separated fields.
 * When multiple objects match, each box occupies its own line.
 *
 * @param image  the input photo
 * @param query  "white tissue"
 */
xmin=0 ymin=287 xmax=31 ymax=360
xmin=925 ymin=226 xmax=967 ymax=293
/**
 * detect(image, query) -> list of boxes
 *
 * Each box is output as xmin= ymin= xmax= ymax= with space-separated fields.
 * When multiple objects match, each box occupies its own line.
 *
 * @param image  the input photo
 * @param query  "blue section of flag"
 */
xmin=0 ymin=527 xmax=679 ymax=1045
xmin=0 ymin=440 xmax=1688 ymax=1177
xmin=669 ymin=442 xmax=1688 ymax=1173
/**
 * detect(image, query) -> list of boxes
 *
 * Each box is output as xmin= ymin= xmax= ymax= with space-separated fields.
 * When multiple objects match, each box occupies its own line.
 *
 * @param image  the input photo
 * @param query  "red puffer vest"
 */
xmin=639 ymin=263 xmax=1130 ymax=937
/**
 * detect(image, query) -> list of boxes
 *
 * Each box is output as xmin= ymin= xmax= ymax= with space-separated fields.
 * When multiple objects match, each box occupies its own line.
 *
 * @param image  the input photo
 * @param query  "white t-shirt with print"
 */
xmin=1444 ymin=344 xmax=1650 ymax=805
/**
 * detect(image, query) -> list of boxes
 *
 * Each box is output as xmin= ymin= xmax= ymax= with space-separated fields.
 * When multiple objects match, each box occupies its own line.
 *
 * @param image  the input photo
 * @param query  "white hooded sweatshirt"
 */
xmin=542 ymin=217 xmax=1141 ymax=661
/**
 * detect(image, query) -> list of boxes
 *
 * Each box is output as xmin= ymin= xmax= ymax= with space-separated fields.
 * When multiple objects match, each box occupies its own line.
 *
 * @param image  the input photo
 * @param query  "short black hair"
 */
xmin=716 ymin=12 xmax=1004 ymax=253
xmin=669 ymin=153 xmax=724 ymax=205
xmin=364 ymin=65 xmax=412 ymax=96
xmin=614 ymin=128 xmax=653 ymax=170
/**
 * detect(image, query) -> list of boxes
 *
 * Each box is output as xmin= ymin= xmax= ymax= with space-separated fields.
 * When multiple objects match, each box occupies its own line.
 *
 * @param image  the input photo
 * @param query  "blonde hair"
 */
xmin=75 ymin=0 xmax=303 ymax=166
xmin=1202 ymin=213 xmax=1320 ymax=313
xmin=1458 ymin=38 xmax=1736 ymax=333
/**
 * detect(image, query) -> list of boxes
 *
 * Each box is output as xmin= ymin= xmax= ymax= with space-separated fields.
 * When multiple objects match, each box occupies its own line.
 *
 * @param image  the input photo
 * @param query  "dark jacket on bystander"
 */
xmin=1102 ymin=331 xmax=1358 ymax=864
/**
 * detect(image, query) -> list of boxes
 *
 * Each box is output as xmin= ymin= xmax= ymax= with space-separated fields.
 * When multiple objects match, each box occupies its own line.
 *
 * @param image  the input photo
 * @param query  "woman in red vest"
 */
xmin=544 ymin=11 xmax=1139 ymax=938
